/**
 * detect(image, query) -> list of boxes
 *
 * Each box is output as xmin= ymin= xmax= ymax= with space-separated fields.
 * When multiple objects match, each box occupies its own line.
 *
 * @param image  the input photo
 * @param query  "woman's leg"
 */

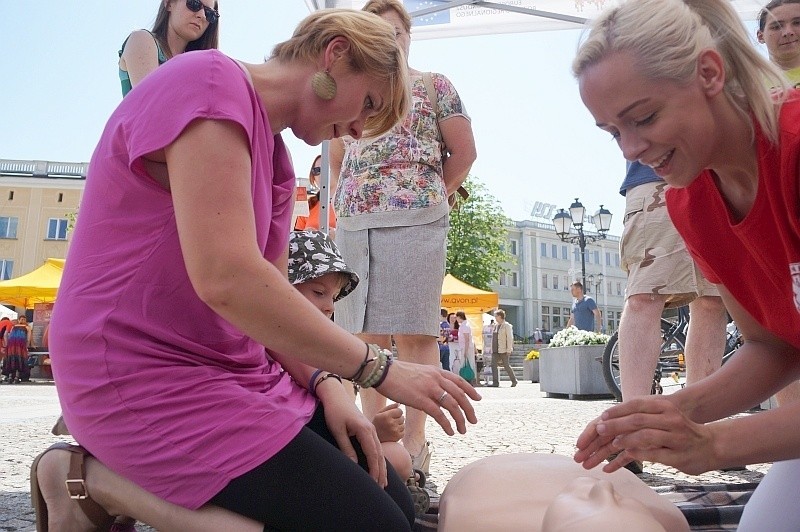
xmin=393 ymin=334 xmax=439 ymax=460
xmin=35 ymin=448 xmax=263 ymax=532
xmin=738 ymin=458 xmax=800 ymax=531
xmin=210 ymin=407 xmax=414 ymax=531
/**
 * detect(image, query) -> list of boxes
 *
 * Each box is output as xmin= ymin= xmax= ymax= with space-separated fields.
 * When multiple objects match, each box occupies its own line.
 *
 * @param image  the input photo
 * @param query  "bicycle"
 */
xmin=602 ymin=305 xmax=743 ymax=401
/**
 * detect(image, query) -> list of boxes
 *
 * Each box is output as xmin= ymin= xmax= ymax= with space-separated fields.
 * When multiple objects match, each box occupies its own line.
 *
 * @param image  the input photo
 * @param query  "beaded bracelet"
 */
xmin=312 ymin=373 xmax=343 ymax=397
xmin=360 ymin=346 xmax=389 ymax=388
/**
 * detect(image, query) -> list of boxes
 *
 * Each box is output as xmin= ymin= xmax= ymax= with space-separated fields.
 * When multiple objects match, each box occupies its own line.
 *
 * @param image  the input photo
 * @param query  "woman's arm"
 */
xmin=671 ymin=286 xmax=800 ymax=423
xmin=119 ymin=30 xmax=162 ymax=89
xmin=575 ymin=285 xmax=800 ymax=473
xmin=164 ymin=117 xmax=480 ymax=435
xmin=439 ymin=116 xmax=476 ymax=196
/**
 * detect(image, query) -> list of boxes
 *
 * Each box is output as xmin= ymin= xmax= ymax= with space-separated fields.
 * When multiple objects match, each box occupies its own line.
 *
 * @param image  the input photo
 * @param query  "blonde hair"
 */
xmin=573 ymin=0 xmax=788 ymax=144
xmin=271 ymin=9 xmax=410 ymax=138
xmin=362 ymin=0 xmax=412 ymax=33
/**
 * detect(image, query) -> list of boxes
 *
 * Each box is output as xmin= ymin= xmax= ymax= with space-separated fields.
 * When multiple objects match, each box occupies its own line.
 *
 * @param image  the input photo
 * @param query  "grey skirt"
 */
xmin=334 ymin=215 xmax=448 ymax=336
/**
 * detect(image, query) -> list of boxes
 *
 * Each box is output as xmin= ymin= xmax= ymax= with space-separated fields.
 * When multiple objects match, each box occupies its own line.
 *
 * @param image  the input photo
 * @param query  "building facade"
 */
xmin=0 ymin=159 xmax=86 ymax=280
xmin=491 ymin=218 xmax=627 ymax=340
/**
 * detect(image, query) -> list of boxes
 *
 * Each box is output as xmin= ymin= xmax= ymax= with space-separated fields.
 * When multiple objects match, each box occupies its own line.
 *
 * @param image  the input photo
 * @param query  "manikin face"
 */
xmin=542 ymin=477 xmax=666 ymax=532
xmin=579 ymin=50 xmax=722 ymax=188
xmin=758 ymin=3 xmax=800 ymax=69
xmin=294 ymin=272 xmax=347 ymax=319
xmin=167 ymin=0 xmax=214 ymax=43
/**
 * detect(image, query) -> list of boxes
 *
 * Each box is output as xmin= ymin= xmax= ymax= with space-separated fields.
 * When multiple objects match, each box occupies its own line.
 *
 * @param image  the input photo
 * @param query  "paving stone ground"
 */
xmin=0 ymin=380 xmax=769 ymax=531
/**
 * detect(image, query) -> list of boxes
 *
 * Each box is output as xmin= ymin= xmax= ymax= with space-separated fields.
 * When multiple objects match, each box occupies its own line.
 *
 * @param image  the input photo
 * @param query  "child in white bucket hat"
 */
xmin=288 ymin=230 xmax=430 ymax=515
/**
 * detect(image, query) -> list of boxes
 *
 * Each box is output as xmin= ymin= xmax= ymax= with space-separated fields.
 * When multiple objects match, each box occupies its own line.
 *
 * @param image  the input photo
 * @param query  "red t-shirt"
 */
xmin=667 ymin=94 xmax=800 ymax=349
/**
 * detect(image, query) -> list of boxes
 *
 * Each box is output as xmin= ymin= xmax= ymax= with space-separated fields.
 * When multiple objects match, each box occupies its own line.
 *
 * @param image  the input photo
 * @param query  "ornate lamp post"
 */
xmin=552 ymin=199 xmax=612 ymax=289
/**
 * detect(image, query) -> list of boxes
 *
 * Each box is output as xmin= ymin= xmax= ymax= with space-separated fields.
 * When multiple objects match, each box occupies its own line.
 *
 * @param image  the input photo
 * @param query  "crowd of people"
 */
xmin=21 ymin=0 xmax=800 ymax=529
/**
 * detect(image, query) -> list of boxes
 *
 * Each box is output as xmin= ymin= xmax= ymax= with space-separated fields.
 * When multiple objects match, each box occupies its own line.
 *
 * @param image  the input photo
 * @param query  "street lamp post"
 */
xmin=552 ymin=198 xmax=612 ymax=289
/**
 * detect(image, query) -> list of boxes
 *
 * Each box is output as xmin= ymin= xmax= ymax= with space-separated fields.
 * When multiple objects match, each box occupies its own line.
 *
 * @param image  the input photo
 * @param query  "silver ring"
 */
xmin=438 ymin=391 xmax=448 ymax=405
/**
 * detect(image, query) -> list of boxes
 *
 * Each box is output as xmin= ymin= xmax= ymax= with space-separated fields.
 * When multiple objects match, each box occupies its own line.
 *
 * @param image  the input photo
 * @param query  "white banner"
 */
xmin=305 ymin=0 xmax=765 ymax=39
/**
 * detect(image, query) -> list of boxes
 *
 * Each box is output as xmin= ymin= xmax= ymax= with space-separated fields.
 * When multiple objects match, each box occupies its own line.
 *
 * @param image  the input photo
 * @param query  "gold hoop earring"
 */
xmin=312 ymin=70 xmax=337 ymax=100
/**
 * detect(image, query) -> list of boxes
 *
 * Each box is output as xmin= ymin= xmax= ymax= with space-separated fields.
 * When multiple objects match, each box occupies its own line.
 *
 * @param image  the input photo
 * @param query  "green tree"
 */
xmin=447 ymin=175 xmax=514 ymax=290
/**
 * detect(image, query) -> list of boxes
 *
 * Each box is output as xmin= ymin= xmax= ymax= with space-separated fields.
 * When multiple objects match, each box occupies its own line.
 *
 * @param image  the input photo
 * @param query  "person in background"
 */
xmin=118 ymin=0 xmax=220 ymax=97
xmin=572 ymin=0 xmax=800 ymax=528
xmin=330 ymin=0 xmax=477 ymax=476
xmin=566 ymin=281 xmax=602 ymax=332
xmin=294 ymin=154 xmax=338 ymax=237
xmin=455 ymin=311 xmax=477 ymax=387
xmin=1 ymin=316 xmax=31 ymax=384
xmin=492 ymin=309 xmax=518 ymax=388
xmin=448 ymin=312 xmax=461 ymax=377
xmin=438 ymin=309 xmax=451 ymax=371
xmin=758 ymin=0 xmax=800 ymax=87
xmin=481 ymin=318 xmax=494 ymax=385
xmin=30 ymin=10 xmax=478 ymax=531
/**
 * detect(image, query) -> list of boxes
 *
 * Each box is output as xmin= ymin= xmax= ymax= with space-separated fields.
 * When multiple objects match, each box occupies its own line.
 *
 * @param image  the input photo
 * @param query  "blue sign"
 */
xmin=404 ymin=0 xmax=451 ymax=26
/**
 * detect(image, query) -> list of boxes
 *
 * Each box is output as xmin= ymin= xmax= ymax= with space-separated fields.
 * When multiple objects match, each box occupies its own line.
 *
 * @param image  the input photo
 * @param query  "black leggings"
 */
xmin=210 ymin=406 xmax=415 ymax=531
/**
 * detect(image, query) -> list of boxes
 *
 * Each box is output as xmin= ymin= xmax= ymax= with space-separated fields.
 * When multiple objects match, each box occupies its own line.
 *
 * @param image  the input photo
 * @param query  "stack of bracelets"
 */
xmin=309 ymin=343 xmax=393 ymax=398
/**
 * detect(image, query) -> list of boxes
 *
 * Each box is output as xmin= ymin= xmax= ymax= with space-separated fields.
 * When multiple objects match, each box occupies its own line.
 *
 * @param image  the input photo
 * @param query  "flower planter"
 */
xmin=539 ymin=345 xmax=612 ymax=399
xmin=522 ymin=359 xmax=539 ymax=382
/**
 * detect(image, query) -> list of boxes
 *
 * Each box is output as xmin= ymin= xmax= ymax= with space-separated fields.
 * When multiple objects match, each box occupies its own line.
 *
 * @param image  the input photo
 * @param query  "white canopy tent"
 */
xmin=300 ymin=1 xmax=764 ymax=233
xmin=305 ymin=1 xmax=762 ymax=39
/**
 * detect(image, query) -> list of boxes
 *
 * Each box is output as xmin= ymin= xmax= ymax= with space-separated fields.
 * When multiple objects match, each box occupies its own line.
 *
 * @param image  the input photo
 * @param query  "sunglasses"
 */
xmin=311 ymin=166 xmax=322 ymax=176
xmin=186 ymin=0 xmax=220 ymax=24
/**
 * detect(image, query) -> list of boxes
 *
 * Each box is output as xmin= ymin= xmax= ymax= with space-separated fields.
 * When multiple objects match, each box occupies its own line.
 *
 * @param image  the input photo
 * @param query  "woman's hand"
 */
xmin=372 ymin=403 xmax=404 ymax=443
xmin=316 ymin=378 xmax=387 ymax=487
xmin=375 ymin=360 xmax=480 ymax=437
xmin=574 ymin=396 xmax=717 ymax=475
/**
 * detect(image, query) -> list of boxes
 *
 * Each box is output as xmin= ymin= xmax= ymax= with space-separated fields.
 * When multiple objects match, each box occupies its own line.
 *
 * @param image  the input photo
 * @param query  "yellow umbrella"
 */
xmin=441 ymin=274 xmax=499 ymax=352
xmin=0 ymin=258 xmax=64 ymax=308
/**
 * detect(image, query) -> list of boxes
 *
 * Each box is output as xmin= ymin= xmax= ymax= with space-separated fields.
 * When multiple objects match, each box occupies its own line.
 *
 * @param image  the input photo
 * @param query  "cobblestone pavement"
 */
xmin=1 ymin=381 xmax=769 ymax=531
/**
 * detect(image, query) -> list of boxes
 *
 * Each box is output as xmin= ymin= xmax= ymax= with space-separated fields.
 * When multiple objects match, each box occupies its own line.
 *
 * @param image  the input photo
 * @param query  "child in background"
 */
xmin=288 ymin=230 xmax=429 ymax=515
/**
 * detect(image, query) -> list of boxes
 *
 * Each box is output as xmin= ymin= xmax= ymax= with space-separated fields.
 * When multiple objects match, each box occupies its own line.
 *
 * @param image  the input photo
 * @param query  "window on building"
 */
xmin=510 ymin=272 xmax=519 ymax=287
xmin=542 ymin=274 xmax=548 ymax=288
xmin=0 ymin=217 xmax=19 ymax=239
xmin=617 ymin=282 xmax=622 ymax=296
xmin=58 ymin=192 xmax=64 ymax=203
xmin=593 ymin=250 xmax=600 ymax=264
xmin=540 ymin=242 xmax=547 ymax=257
xmin=606 ymin=252 xmax=611 ymax=266
xmin=563 ymin=275 xmax=570 ymax=290
xmin=553 ymin=275 xmax=559 ymax=290
xmin=47 ymin=218 xmax=69 ymax=240
xmin=0 ymin=260 xmax=13 ymax=280
xmin=615 ymin=253 xmax=621 ymax=267
xmin=574 ymin=248 xmax=580 ymax=262
xmin=561 ymin=245 xmax=567 ymax=260
xmin=551 ymin=244 xmax=558 ymax=258
xmin=607 ymin=281 xmax=613 ymax=295
xmin=509 ymin=239 xmax=518 ymax=256
xmin=499 ymin=273 xmax=507 ymax=287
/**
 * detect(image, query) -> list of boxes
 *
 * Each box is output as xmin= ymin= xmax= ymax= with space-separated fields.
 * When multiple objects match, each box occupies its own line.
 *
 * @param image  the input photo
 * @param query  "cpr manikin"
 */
xmin=439 ymin=454 xmax=688 ymax=532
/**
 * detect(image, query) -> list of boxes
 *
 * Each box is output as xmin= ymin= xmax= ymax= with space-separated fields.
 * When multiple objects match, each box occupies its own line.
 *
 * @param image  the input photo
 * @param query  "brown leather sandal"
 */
xmin=30 ymin=442 xmax=116 ymax=532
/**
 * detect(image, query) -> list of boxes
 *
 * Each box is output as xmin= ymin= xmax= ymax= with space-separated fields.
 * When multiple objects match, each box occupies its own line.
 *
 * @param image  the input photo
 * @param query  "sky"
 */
xmin=1 ymin=2 xmax=765 ymax=236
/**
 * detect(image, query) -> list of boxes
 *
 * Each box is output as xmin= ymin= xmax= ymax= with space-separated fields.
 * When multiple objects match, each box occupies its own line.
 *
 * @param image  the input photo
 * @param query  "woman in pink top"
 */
xmin=31 ymin=10 xmax=479 ymax=532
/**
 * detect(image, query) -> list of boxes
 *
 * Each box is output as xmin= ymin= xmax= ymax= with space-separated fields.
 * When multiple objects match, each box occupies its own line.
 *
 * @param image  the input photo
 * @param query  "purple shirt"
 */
xmin=50 ymin=50 xmax=315 ymax=508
